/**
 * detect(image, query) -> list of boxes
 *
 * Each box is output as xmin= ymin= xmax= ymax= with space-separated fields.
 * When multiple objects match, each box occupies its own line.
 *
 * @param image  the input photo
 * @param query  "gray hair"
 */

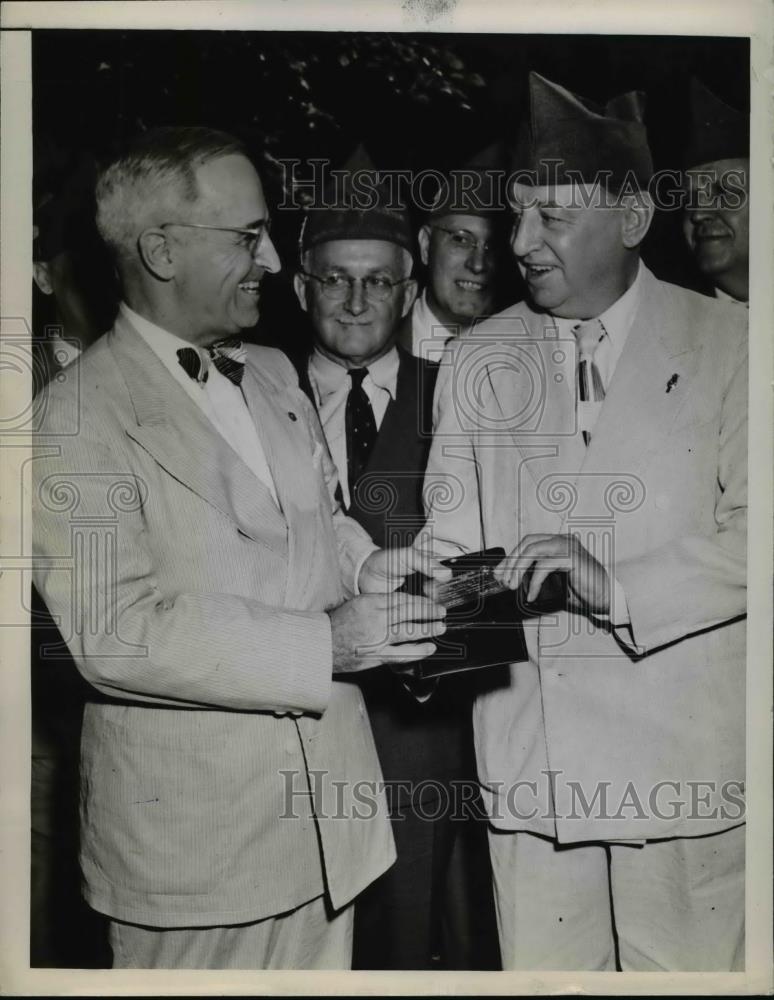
xmin=96 ymin=126 xmax=246 ymax=269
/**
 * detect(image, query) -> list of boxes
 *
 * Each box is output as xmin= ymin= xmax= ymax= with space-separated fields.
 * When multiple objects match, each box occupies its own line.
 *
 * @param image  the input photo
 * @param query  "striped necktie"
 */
xmin=574 ymin=319 xmax=606 ymax=445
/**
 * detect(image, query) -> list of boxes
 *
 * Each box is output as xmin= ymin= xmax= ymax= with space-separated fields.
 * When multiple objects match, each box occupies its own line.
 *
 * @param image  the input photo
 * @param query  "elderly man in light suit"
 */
xmin=423 ymin=73 xmax=747 ymax=971
xmin=31 ymin=126 xmax=448 ymax=969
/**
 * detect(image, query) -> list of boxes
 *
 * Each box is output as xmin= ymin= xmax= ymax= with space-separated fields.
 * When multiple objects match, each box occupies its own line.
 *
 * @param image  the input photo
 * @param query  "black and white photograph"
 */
xmin=0 ymin=0 xmax=771 ymax=993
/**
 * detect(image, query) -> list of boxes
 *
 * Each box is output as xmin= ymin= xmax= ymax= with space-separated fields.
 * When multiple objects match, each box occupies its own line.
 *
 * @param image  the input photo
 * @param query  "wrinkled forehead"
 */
xmin=508 ymin=179 xmax=605 ymax=211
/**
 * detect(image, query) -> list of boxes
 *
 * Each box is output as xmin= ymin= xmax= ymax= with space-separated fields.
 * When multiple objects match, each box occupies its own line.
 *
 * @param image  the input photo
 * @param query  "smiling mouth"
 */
xmin=455 ymin=279 xmax=487 ymax=292
xmin=523 ymin=263 xmax=557 ymax=279
xmin=238 ymin=281 xmax=261 ymax=296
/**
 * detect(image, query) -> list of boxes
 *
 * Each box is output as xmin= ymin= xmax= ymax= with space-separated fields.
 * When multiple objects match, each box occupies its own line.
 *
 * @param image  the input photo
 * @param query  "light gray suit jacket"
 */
xmin=32 ymin=313 xmax=395 ymax=927
xmin=424 ymin=267 xmax=747 ymax=843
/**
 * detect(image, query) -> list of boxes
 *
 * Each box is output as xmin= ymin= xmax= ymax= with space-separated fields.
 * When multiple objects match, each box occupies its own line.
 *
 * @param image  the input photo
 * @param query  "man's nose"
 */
xmin=465 ymin=242 xmax=490 ymax=274
xmin=343 ymin=279 xmax=368 ymax=315
xmin=511 ymin=214 xmax=541 ymax=258
xmin=256 ymin=234 xmax=281 ymax=274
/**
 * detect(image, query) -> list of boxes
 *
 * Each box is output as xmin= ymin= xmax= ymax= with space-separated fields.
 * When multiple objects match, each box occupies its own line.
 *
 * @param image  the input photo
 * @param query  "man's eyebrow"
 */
xmin=511 ymin=198 xmax=570 ymax=210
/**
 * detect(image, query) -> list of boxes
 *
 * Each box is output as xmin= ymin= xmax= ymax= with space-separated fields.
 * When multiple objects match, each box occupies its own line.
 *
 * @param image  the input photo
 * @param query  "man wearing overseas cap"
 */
xmin=422 ymin=72 xmax=747 ymax=970
xmin=293 ymin=146 xmax=498 ymax=970
xmin=682 ymin=78 xmax=749 ymax=305
xmin=398 ymin=143 xmax=508 ymax=363
xmin=31 ymin=127 xmax=450 ymax=969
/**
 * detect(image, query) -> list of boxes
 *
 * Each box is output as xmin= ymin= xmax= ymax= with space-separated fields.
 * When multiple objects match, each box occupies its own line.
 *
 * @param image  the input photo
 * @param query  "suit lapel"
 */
xmin=580 ymin=271 xmax=701 ymax=483
xmin=110 ymin=317 xmax=287 ymax=546
xmin=485 ymin=308 xmax=587 ymax=504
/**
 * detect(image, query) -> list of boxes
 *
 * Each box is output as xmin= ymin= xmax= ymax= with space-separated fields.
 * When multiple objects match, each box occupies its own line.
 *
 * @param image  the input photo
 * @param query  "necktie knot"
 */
xmin=348 ymin=367 xmax=369 ymax=389
xmin=573 ymin=318 xmax=605 ymax=361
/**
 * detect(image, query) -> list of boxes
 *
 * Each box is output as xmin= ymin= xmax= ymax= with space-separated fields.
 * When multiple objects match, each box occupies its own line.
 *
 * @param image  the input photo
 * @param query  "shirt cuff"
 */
xmin=352 ymin=545 xmax=379 ymax=596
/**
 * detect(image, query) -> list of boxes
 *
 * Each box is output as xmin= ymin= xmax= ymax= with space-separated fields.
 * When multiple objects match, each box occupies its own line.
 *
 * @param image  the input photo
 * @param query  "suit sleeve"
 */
xmin=613 ymin=334 xmax=748 ymax=654
xmin=32 ymin=390 xmax=334 ymax=715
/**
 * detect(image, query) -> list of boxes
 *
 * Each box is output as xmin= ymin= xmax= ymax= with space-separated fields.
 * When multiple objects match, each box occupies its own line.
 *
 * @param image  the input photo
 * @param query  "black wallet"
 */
xmin=402 ymin=547 xmax=568 ymax=680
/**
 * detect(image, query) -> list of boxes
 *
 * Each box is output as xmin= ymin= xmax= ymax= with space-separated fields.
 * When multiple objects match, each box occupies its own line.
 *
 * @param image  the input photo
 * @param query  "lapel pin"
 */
xmin=287 ymin=411 xmax=297 ymax=421
xmin=665 ymin=373 xmax=679 ymax=394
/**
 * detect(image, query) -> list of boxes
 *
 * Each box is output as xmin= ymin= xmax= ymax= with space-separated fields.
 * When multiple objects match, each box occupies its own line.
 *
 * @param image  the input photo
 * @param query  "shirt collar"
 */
xmin=309 ymin=344 xmax=400 ymax=400
xmin=714 ymin=285 xmax=748 ymax=307
xmin=414 ymin=288 xmax=468 ymax=340
xmin=120 ymin=301 xmax=206 ymax=377
xmin=552 ymin=260 xmax=645 ymax=355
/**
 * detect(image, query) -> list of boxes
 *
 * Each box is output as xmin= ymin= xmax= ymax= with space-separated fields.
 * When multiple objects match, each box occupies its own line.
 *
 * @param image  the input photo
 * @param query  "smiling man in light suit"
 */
xmin=31 ymin=126 xmax=448 ymax=969
xmin=423 ymin=74 xmax=747 ymax=971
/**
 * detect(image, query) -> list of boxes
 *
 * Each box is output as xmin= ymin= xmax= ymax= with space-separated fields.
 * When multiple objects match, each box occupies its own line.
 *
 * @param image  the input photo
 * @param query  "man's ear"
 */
xmin=400 ymin=278 xmax=418 ymax=318
xmin=418 ymin=225 xmax=431 ymax=267
xmin=137 ymin=228 xmax=176 ymax=281
xmin=620 ymin=193 xmax=655 ymax=250
xmin=293 ymin=271 xmax=309 ymax=312
xmin=33 ymin=261 xmax=54 ymax=296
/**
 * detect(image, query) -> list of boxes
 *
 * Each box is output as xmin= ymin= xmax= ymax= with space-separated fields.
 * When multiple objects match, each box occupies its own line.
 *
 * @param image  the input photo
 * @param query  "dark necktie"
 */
xmin=574 ymin=319 xmax=606 ymax=445
xmin=176 ymin=342 xmax=246 ymax=387
xmin=345 ymin=367 xmax=377 ymax=502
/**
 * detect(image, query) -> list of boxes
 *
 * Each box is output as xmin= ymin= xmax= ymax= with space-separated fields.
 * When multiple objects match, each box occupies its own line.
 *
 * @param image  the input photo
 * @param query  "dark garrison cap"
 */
xmin=299 ymin=144 xmax=413 ymax=255
xmin=684 ymin=78 xmax=749 ymax=167
xmin=429 ymin=140 xmax=507 ymax=219
xmin=509 ymin=72 xmax=653 ymax=193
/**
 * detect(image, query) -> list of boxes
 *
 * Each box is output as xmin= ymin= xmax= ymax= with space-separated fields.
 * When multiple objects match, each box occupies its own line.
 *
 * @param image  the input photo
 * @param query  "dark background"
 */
xmin=32 ymin=29 xmax=750 ymax=348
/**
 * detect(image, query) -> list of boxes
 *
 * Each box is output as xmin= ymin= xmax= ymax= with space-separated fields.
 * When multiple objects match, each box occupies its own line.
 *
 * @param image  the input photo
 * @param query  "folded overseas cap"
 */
xmin=684 ymin=78 xmax=749 ymax=168
xmin=509 ymin=71 xmax=653 ymax=193
xmin=428 ymin=140 xmax=507 ymax=219
xmin=299 ymin=144 xmax=414 ymax=254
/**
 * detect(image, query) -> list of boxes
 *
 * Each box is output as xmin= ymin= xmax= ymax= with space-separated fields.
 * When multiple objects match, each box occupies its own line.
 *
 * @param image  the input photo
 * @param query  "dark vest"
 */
xmin=347 ymin=349 xmax=435 ymax=549
xmin=293 ymin=346 xmax=477 ymax=806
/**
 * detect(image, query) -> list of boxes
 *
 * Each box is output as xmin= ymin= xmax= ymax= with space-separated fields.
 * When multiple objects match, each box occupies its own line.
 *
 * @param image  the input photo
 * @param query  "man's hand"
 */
xmin=329 ymin=592 xmax=446 ymax=674
xmin=493 ymin=532 xmax=611 ymax=615
xmin=358 ymin=545 xmax=452 ymax=595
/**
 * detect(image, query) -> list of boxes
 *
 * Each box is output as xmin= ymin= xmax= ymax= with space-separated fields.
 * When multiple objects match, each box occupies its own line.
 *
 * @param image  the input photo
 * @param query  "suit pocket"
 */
xmin=80 ymin=709 xmax=234 ymax=897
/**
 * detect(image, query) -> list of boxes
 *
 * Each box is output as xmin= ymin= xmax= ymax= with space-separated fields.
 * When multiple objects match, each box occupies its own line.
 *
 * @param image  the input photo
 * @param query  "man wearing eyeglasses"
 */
xmin=398 ymin=144 xmax=507 ymax=363
xmin=292 ymin=148 xmax=498 ymax=970
xmin=31 ymin=127 xmax=450 ymax=969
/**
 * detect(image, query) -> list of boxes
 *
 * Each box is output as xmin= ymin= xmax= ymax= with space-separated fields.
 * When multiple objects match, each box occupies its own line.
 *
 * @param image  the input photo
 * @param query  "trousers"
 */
xmin=489 ymin=824 xmax=744 ymax=971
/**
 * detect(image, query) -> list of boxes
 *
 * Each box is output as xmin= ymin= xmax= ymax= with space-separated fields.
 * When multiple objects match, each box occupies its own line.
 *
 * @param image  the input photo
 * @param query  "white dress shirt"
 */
xmin=307 ymin=345 xmax=400 ymax=510
xmin=410 ymin=290 xmax=466 ymax=363
xmin=122 ymin=302 xmax=279 ymax=505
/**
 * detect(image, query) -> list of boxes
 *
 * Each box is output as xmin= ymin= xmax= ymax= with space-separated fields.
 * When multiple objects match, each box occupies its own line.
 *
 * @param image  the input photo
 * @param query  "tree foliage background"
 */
xmin=33 ymin=30 xmax=749 ymax=343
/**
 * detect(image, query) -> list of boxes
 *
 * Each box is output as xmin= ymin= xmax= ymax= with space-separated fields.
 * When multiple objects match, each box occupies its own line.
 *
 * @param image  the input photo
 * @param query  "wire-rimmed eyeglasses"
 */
xmin=162 ymin=220 xmax=272 ymax=258
xmin=300 ymin=271 xmax=410 ymax=303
